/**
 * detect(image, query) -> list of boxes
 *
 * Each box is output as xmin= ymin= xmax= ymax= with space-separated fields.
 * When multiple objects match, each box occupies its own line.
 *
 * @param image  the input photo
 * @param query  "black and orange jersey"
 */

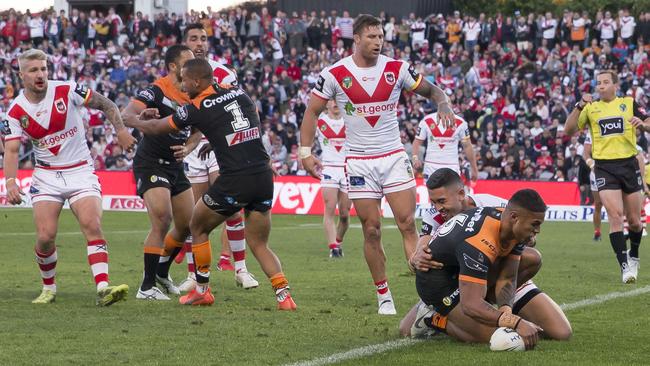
xmin=427 ymin=207 xmax=525 ymax=286
xmin=169 ymin=84 xmax=270 ymax=176
xmin=133 ymin=75 xmax=192 ymax=164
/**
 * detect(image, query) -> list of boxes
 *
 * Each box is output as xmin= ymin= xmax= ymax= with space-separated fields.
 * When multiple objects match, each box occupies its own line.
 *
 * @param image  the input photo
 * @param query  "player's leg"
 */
xmin=322 ymin=187 xmax=341 ymax=257
xmin=591 ymin=171 xmax=602 ymax=241
xmin=385 ymin=187 xmax=418 ymax=263
xmin=229 ymin=210 xmax=259 ymax=289
xmin=335 ymin=188 xmax=351 ymax=255
xmin=31 ymin=200 xmax=64 ymax=304
xmin=513 ymin=282 xmax=572 ymax=340
xmin=623 ymin=189 xmax=644 ymax=282
xmin=70 ymin=195 xmax=128 ymax=306
xmin=176 ymin=180 xmax=210 ymax=291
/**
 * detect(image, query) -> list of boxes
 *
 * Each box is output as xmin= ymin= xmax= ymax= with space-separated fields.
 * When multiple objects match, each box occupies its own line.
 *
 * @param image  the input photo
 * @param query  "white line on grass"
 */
xmin=285 ymin=285 xmax=650 ymax=366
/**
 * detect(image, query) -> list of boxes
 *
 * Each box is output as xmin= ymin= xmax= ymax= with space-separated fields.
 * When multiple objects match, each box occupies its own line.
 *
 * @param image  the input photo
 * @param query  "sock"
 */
xmin=270 ymin=272 xmax=289 ymax=292
xmin=219 ymin=252 xmax=231 ymax=262
xmin=375 ymin=279 xmax=389 ymax=296
xmin=609 ymin=232 xmax=629 ymax=267
xmin=157 ymin=234 xmax=184 ymax=278
xmin=193 ymin=241 xmax=212 ymax=287
xmin=184 ymin=239 xmax=195 ymax=274
xmin=35 ymin=247 xmax=57 ymax=292
xmin=87 ymin=239 xmax=110 ymax=291
xmin=328 ymin=243 xmax=339 ymax=250
xmin=227 ymin=217 xmax=247 ymax=273
xmin=629 ymin=229 xmax=642 ymax=258
xmin=336 ymin=237 xmax=343 ymax=247
xmin=142 ymin=246 xmax=163 ymax=291
xmin=595 ymin=228 xmax=601 ymax=235
xmin=424 ymin=312 xmax=448 ymax=333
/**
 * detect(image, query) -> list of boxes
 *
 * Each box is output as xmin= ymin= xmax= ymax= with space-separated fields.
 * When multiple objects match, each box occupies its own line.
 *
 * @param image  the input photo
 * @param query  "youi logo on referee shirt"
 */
xmin=598 ymin=117 xmax=624 ymax=136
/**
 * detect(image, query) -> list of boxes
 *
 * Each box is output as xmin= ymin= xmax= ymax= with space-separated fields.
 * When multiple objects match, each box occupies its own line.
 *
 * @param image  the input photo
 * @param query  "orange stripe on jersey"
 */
xmin=464 ymin=216 xmax=501 ymax=263
xmin=167 ymin=115 xmax=179 ymax=130
xmin=153 ymin=75 xmax=191 ymax=105
xmin=191 ymin=85 xmax=216 ymax=108
xmin=459 ymin=275 xmax=487 ymax=285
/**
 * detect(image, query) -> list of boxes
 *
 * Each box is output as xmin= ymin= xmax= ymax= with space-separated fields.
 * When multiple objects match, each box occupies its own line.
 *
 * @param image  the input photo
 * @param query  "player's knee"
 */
xmin=525 ymin=247 xmax=543 ymax=272
xmin=548 ymin=324 xmax=573 ymax=341
xmin=362 ymin=222 xmax=382 ymax=243
xmin=151 ymin=211 xmax=173 ymax=233
xmin=398 ymin=318 xmax=411 ymax=337
xmin=628 ymin=219 xmax=643 ymax=232
xmin=79 ymin=215 xmax=103 ymax=237
xmin=36 ymin=234 xmax=56 ymax=249
xmin=339 ymin=212 xmax=350 ymax=224
xmin=395 ymin=214 xmax=416 ymax=233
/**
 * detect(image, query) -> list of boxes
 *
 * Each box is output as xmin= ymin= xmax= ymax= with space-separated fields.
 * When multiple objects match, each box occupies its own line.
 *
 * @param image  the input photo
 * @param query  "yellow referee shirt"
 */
xmin=577 ymin=96 xmax=647 ymax=160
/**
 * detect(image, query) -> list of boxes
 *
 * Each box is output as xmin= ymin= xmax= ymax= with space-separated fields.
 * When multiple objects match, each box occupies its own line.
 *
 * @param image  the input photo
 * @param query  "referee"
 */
xmin=565 ymin=70 xmax=650 ymax=283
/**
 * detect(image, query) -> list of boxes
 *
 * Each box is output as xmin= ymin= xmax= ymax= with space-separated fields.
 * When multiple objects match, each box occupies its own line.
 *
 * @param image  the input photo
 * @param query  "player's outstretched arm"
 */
xmin=412 ymin=79 xmax=454 ymax=129
xmin=129 ymin=108 xmax=175 ymax=135
xmin=87 ymin=92 xmax=137 ymax=152
xmin=462 ymin=139 xmax=479 ymax=182
xmin=121 ymin=100 xmax=147 ymax=128
xmin=2 ymin=139 xmax=25 ymax=205
xmin=299 ymin=95 xmax=328 ymax=179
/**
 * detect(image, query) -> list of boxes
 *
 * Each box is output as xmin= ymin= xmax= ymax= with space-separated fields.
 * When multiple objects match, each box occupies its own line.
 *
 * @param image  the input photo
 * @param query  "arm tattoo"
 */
xmin=86 ymin=92 xmax=126 ymax=131
xmin=414 ymin=79 xmax=448 ymax=105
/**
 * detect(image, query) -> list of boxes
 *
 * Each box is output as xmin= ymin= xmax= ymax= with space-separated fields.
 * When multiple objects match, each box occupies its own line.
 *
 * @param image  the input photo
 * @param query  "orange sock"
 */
xmin=162 ymin=234 xmax=184 ymax=257
xmin=192 ymin=241 xmax=212 ymax=277
xmin=270 ymin=272 xmax=288 ymax=290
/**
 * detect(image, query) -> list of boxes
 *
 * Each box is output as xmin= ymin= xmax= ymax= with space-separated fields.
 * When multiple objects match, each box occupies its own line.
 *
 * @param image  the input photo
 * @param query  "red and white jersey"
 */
xmin=415 ymin=112 xmax=469 ymax=168
xmin=208 ymin=58 xmax=237 ymax=86
xmin=316 ymin=112 xmax=346 ymax=165
xmin=420 ymin=194 xmax=508 ymax=236
xmin=4 ymin=80 xmax=92 ymax=167
xmin=312 ymin=54 xmax=422 ymax=156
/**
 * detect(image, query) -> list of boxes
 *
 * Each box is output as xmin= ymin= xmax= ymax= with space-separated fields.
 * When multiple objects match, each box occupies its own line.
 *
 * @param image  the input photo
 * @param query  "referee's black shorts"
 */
xmin=594 ymin=156 xmax=642 ymax=194
xmin=415 ymin=268 xmax=461 ymax=316
xmin=202 ymin=168 xmax=274 ymax=217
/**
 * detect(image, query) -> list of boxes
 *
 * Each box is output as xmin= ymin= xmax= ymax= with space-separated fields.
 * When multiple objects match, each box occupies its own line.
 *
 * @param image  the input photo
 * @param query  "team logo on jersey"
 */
xmin=320 ymin=124 xmax=327 ymax=132
xmin=20 ymin=115 xmax=29 ymax=128
xmin=341 ymin=76 xmax=352 ymax=89
xmin=344 ymin=101 xmax=355 ymax=116
xmin=138 ymin=89 xmax=155 ymax=102
xmin=463 ymin=253 xmax=488 ymax=273
xmin=384 ymin=72 xmax=396 ymax=85
xmin=176 ymin=105 xmax=189 ymax=121
xmin=619 ymin=103 xmax=627 ymax=112
xmin=54 ymin=98 xmax=67 ymax=114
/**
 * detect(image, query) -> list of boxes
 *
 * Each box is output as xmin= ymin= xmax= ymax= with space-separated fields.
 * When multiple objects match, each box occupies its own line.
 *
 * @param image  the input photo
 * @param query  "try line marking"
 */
xmin=284 ymin=285 xmax=650 ymax=366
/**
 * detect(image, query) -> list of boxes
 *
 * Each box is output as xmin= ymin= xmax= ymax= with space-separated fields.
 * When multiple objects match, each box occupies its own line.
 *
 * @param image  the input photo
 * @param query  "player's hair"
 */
xmin=425 ymin=168 xmax=463 ymax=190
xmin=353 ymin=14 xmax=382 ymax=35
xmin=507 ymin=189 xmax=547 ymax=213
xmin=18 ymin=49 xmax=48 ymax=71
xmin=182 ymin=58 xmax=213 ymax=82
xmin=597 ymin=69 xmax=619 ymax=84
xmin=164 ymin=44 xmax=192 ymax=71
xmin=184 ymin=23 xmax=206 ymax=40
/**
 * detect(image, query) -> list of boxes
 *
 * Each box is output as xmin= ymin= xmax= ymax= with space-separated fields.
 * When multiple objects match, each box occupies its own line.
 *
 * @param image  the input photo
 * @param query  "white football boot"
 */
xmin=178 ymin=272 xmax=197 ymax=292
xmin=136 ymin=286 xmax=171 ymax=300
xmin=377 ymin=291 xmax=397 ymax=315
xmin=155 ymin=274 xmax=180 ymax=295
xmin=235 ymin=271 xmax=259 ymax=289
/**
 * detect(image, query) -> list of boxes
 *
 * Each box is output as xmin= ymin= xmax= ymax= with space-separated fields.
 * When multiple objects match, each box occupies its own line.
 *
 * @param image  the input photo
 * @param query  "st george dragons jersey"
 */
xmin=312 ymin=55 xmax=422 ymax=156
xmin=420 ymin=194 xmax=508 ymax=236
xmin=316 ymin=113 xmax=346 ymax=165
xmin=415 ymin=112 xmax=469 ymax=169
xmin=3 ymin=80 xmax=92 ymax=167
xmin=208 ymin=58 xmax=237 ymax=86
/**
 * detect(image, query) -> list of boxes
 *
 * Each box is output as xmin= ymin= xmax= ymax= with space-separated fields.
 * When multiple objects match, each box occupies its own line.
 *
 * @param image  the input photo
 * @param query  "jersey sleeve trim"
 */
xmin=311 ymin=90 xmax=329 ymax=101
xmin=83 ymin=88 xmax=93 ymax=105
xmin=408 ymin=74 xmax=423 ymax=92
xmin=167 ymin=115 xmax=179 ymax=130
xmin=459 ymin=274 xmax=487 ymax=285
xmin=3 ymin=136 xmax=22 ymax=142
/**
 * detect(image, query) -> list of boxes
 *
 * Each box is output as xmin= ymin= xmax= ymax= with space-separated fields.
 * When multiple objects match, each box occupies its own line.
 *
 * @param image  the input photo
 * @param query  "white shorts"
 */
xmin=345 ymin=149 xmax=416 ymax=200
xmin=321 ymin=165 xmax=348 ymax=192
xmin=423 ymin=162 xmax=460 ymax=180
xmin=30 ymin=163 xmax=102 ymax=204
xmin=184 ymin=140 xmax=219 ymax=184
xmin=589 ymin=171 xmax=597 ymax=192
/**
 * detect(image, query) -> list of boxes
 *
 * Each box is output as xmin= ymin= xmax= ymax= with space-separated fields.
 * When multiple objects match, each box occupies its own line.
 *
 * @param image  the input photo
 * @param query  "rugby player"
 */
xmin=300 ymin=14 xmax=454 ymax=315
xmin=129 ymin=58 xmax=296 ymax=309
xmin=315 ymin=100 xmax=351 ymax=257
xmin=565 ymin=70 xmax=650 ymax=283
xmin=122 ymin=44 xmax=196 ymax=300
xmin=2 ymin=49 xmax=136 ymax=305
xmin=400 ymin=168 xmax=571 ymax=341
xmin=178 ymin=23 xmax=258 ymax=291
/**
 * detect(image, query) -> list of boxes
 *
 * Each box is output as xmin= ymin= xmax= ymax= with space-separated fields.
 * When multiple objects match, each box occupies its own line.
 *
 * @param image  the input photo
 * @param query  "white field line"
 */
xmin=285 ymin=285 xmax=650 ymax=366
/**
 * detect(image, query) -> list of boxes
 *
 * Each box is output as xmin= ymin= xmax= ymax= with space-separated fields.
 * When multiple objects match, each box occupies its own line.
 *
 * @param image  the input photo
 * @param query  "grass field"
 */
xmin=1 ymin=208 xmax=650 ymax=365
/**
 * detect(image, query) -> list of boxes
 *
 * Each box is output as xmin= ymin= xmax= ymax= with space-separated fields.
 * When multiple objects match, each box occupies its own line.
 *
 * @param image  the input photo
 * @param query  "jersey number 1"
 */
xmin=225 ymin=101 xmax=250 ymax=131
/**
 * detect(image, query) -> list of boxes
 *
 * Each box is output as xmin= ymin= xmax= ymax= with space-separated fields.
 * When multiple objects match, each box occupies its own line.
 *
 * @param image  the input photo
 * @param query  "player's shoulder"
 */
xmin=207 ymin=58 xmax=220 ymax=70
xmin=469 ymin=194 xmax=508 ymax=208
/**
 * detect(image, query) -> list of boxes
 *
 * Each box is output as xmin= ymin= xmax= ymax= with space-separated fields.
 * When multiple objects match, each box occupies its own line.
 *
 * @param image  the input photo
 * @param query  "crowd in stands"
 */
xmin=0 ymin=6 xmax=649 ymax=188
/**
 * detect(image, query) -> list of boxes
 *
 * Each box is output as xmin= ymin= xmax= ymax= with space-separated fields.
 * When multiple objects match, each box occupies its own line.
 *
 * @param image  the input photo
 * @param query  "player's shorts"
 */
xmin=589 ymin=171 xmax=597 ymax=192
xmin=345 ymin=149 xmax=415 ymax=200
xmin=184 ymin=140 xmax=219 ymax=184
xmin=512 ymin=280 xmax=542 ymax=315
xmin=203 ymin=169 xmax=274 ymax=217
xmin=415 ymin=268 xmax=460 ymax=316
xmin=594 ymin=156 xmax=642 ymax=194
xmin=30 ymin=161 xmax=101 ymax=204
xmin=133 ymin=159 xmax=191 ymax=198
xmin=321 ymin=164 xmax=347 ymax=192
xmin=423 ymin=163 xmax=460 ymax=180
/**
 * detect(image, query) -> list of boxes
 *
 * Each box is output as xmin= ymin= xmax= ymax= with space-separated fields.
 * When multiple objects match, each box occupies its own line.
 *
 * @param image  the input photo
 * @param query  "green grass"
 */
xmin=1 ymin=209 xmax=650 ymax=365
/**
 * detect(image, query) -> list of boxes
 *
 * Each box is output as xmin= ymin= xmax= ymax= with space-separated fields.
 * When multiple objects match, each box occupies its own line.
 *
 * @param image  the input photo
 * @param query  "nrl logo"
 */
xmin=20 ymin=115 xmax=29 ymax=128
xmin=341 ymin=76 xmax=352 ymax=89
xmin=320 ymin=124 xmax=327 ymax=131
xmin=384 ymin=72 xmax=395 ymax=85
xmin=619 ymin=103 xmax=627 ymax=112
xmin=55 ymin=98 xmax=67 ymax=114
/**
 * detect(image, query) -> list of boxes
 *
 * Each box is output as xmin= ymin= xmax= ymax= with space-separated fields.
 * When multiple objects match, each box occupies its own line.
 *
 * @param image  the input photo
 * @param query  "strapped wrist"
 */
xmin=298 ymin=146 xmax=312 ymax=159
xmin=497 ymin=312 xmax=521 ymax=329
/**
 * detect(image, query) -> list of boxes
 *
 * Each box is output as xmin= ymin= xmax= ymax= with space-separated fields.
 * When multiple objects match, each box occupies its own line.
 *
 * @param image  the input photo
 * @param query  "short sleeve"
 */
xmin=70 ymin=81 xmax=92 ymax=107
xmin=415 ymin=119 xmax=428 ymax=141
xmin=170 ymin=103 xmax=197 ymax=130
xmin=577 ymin=106 xmax=589 ymax=130
xmin=312 ymin=68 xmax=337 ymax=101
xmin=633 ymin=101 xmax=648 ymax=120
xmin=134 ymin=86 xmax=161 ymax=108
xmin=2 ymin=114 xmax=23 ymax=141
xmin=420 ymin=208 xmax=442 ymax=236
xmin=456 ymin=241 xmax=492 ymax=285
xmin=399 ymin=61 xmax=422 ymax=92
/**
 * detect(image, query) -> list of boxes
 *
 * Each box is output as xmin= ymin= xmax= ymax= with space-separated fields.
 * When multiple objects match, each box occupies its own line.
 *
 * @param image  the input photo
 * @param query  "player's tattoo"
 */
xmin=86 ymin=91 xmax=127 ymax=131
xmin=414 ymin=79 xmax=449 ymax=107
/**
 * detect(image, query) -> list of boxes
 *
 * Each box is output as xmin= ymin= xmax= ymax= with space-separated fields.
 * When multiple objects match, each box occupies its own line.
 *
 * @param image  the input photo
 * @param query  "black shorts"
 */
xmin=415 ymin=268 xmax=460 ymax=316
xmin=594 ymin=156 xmax=642 ymax=194
xmin=133 ymin=161 xmax=191 ymax=198
xmin=203 ymin=169 xmax=274 ymax=217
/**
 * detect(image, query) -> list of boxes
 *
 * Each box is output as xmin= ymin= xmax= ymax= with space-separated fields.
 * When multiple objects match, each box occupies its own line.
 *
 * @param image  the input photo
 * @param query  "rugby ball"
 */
xmin=489 ymin=327 xmax=526 ymax=351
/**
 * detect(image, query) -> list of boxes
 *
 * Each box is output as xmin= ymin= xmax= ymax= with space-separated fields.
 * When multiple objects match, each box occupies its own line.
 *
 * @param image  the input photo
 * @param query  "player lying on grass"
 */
xmin=400 ymin=170 xmax=571 ymax=345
